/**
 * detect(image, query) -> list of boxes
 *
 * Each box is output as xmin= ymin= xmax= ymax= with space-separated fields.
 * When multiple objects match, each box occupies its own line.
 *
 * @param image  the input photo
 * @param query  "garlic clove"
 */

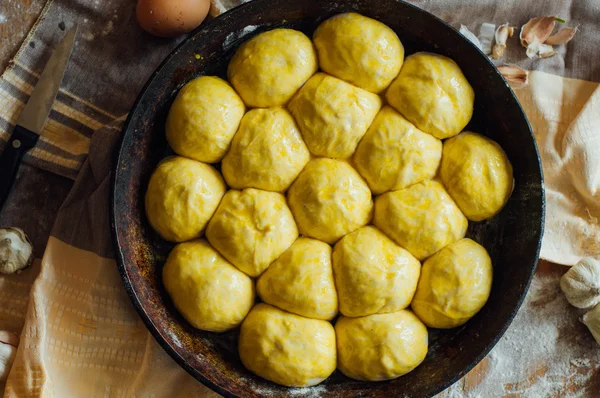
xmin=497 ymin=65 xmax=529 ymax=89
xmin=582 ymin=304 xmax=600 ymax=345
xmin=539 ymin=45 xmax=558 ymax=58
xmin=0 ymin=228 xmax=34 ymax=275
xmin=492 ymin=44 xmax=506 ymax=59
xmin=560 ymin=256 xmax=600 ymax=309
xmin=520 ymin=16 xmax=557 ymax=47
xmin=545 ymin=27 xmax=578 ymax=45
xmin=459 ymin=25 xmax=483 ymax=51
xmin=0 ymin=331 xmax=18 ymax=382
xmin=525 ymin=37 xmax=557 ymax=59
xmin=492 ymin=24 xmax=514 ymax=59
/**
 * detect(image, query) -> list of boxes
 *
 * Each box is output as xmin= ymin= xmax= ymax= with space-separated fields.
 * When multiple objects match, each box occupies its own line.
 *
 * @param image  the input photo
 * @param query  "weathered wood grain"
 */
xmin=0 ymin=0 xmax=46 ymax=72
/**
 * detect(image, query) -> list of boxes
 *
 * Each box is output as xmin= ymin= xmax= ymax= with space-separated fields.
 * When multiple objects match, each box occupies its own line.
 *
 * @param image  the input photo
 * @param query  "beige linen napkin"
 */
xmin=515 ymin=72 xmax=600 ymax=265
xmin=1 ymin=0 xmax=600 ymax=397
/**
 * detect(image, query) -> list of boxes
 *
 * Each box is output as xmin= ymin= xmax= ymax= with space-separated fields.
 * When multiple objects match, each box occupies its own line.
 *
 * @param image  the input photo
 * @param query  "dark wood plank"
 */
xmin=0 ymin=0 xmax=46 ymax=71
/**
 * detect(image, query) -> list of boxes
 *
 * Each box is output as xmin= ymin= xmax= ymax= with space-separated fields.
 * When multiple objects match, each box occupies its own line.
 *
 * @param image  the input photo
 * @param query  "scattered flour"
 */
xmin=223 ymin=25 xmax=259 ymax=49
xmin=440 ymin=271 xmax=600 ymax=397
xmin=0 ymin=14 xmax=7 ymax=24
xmin=248 ymin=384 xmax=327 ymax=398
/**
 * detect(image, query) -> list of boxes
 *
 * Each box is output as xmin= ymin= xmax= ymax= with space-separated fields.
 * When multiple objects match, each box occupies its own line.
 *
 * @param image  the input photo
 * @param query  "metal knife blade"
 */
xmin=16 ymin=27 xmax=77 ymax=134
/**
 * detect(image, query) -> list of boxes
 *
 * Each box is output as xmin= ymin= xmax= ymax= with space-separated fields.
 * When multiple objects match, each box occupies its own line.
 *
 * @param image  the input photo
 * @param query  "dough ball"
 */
xmin=440 ymin=132 xmax=514 ymax=221
xmin=206 ymin=188 xmax=298 ymax=277
xmin=373 ymin=180 xmax=467 ymax=260
xmin=257 ymin=238 xmax=338 ymax=320
xmin=145 ymin=156 xmax=226 ymax=242
xmin=227 ymin=29 xmax=317 ymax=107
xmin=313 ymin=12 xmax=404 ymax=93
xmin=386 ymin=52 xmax=474 ymax=139
xmin=332 ymin=226 xmax=420 ymax=317
xmin=166 ymin=76 xmax=244 ymax=163
xmin=353 ymin=106 xmax=443 ymax=195
xmin=287 ymin=158 xmax=373 ymax=244
xmin=239 ymin=303 xmax=337 ymax=387
xmin=222 ymin=107 xmax=310 ymax=192
xmin=335 ymin=310 xmax=428 ymax=381
xmin=287 ymin=73 xmax=382 ymax=159
xmin=162 ymin=240 xmax=254 ymax=332
xmin=411 ymin=238 xmax=493 ymax=328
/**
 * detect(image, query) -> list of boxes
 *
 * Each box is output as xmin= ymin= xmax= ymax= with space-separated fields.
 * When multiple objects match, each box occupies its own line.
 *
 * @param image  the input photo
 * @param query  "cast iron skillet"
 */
xmin=111 ymin=0 xmax=545 ymax=396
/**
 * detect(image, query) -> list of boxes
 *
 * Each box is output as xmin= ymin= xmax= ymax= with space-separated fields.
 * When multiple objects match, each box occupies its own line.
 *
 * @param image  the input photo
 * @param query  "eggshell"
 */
xmin=136 ymin=0 xmax=210 ymax=38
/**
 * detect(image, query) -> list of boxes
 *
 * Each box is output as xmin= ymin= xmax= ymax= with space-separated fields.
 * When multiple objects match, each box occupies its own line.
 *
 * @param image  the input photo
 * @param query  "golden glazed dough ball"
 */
xmin=335 ymin=310 xmax=428 ymax=381
xmin=206 ymin=188 xmax=298 ymax=277
xmin=287 ymin=73 xmax=382 ymax=159
xmin=145 ymin=156 xmax=226 ymax=242
xmin=287 ymin=158 xmax=373 ymax=244
xmin=386 ymin=52 xmax=474 ymax=139
xmin=165 ymin=76 xmax=245 ymax=163
xmin=411 ymin=238 xmax=493 ymax=328
xmin=440 ymin=132 xmax=514 ymax=221
xmin=162 ymin=240 xmax=254 ymax=332
xmin=332 ymin=226 xmax=421 ymax=318
xmin=313 ymin=12 xmax=404 ymax=93
xmin=227 ymin=29 xmax=318 ymax=107
xmin=257 ymin=238 xmax=338 ymax=320
xmin=221 ymin=107 xmax=310 ymax=192
xmin=373 ymin=180 xmax=467 ymax=260
xmin=239 ymin=303 xmax=337 ymax=387
xmin=353 ymin=106 xmax=443 ymax=195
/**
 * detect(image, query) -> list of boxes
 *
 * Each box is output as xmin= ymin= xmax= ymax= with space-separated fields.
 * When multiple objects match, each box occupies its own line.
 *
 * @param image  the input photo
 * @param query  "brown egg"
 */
xmin=136 ymin=0 xmax=210 ymax=38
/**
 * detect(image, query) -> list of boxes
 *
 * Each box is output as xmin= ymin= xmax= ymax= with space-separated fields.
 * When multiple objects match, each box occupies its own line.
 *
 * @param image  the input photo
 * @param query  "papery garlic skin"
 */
xmin=459 ymin=25 xmax=482 ymax=51
xmin=560 ymin=257 xmax=600 ymax=309
xmin=478 ymin=23 xmax=496 ymax=55
xmin=497 ymin=65 xmax=529 ymax=89
xmin=0 ymin=228 xmax=34 ymax=275
xmin=582 ymin=304 xmax=600 ymax=345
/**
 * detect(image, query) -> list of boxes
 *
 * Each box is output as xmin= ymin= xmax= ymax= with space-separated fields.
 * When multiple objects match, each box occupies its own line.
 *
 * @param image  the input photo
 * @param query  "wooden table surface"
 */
xmin=1 ymin=1 xmax=596 ymax=397
xmin=0 ymin=0 xmax=45 ymax=72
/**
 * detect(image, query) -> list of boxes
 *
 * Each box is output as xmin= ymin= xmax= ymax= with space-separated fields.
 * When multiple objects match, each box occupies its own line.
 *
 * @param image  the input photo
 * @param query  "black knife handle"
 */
xmin=0 ymin=125 xmax=39 ymax=211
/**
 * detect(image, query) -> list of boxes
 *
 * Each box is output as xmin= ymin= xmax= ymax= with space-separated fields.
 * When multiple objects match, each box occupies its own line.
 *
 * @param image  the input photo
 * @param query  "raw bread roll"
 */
xmin=335 ymin=310 xmax=428 ymax=381
xmin=353 ymin=106 xmax=442 ymax=194
xmin=288 ymin=73 xmax=382 ymax=159
xmin=257 ymin=238 xmax=338 ymax=320
xmin=386 ymin=52 xmax=474 ymax=139
xmin=239 ymin=304 xmax=337 ymax=387
xmin=162 ymin=240 xmax=254 ymax=332
xmin=287 ymin=158 xmax=373 ymax=244
xmin=145 ymin=156 xmax=225 ymax=242
xmin=440 ymin=132 xmax=514 ymax=221
xmin=332 ymin=226 xmax=421 ymax=317
xmin=313 ymin=12 xmax=404 ymax=93
xmin=228 ymin=29 xmax=317 ymax=107
xmin=373 ymin=180 xmax=467 ymax=260
xmin=206 ymin=188 xmax=298 ymax=277
xmin=411 ymin=238 xmax=493 ymax=328
xmin=222 ymin=107 xmax=310 ymax=192
xmin=166 ymin=76 xmax=244 ymax=163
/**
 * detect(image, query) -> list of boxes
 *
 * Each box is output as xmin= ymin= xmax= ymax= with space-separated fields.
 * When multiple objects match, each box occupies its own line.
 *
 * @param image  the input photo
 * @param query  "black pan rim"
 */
xmin=110 ymin=0 xmax=546 ymax=396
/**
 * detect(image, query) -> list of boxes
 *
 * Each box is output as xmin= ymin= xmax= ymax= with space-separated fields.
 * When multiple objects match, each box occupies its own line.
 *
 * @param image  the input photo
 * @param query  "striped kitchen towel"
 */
xmin=0 ymin=0 xmax=184 ymax=179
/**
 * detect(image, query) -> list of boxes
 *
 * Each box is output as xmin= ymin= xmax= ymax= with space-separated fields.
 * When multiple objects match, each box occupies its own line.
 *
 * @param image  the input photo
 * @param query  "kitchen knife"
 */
xmin=0 ymin=27 xmax=76 ymax=211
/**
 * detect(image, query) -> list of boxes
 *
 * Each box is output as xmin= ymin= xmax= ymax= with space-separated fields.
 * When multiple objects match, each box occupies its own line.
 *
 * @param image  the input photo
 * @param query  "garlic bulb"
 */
xmin=0 ymin=228 xmax=33 ymax=275
xmin=560 ymin=256 xmax=600 ymax=309
xmin=0 ymin=331 xmax=19 ymax=381
xmin=582 ymin=304 xmax=600 ymax=345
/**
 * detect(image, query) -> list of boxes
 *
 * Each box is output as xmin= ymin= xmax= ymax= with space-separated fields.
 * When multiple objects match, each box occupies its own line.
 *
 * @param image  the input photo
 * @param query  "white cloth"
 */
xmin=515 ymin=71 xmax=600 ymax=265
